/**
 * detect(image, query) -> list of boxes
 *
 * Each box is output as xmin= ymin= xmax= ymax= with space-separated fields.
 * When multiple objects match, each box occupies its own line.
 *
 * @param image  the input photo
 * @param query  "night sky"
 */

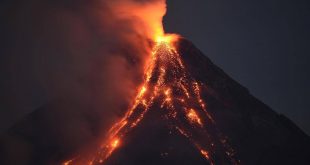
xmin=164 ymin=0 xmax=310 ymax=135
xmin=0 ymin=0 xmax=309 ymax=136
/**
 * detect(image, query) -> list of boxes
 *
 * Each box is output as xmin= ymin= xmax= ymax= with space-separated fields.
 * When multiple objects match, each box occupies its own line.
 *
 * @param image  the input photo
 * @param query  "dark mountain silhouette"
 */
xmin=1 ymin=38 xmax=310 ymax=165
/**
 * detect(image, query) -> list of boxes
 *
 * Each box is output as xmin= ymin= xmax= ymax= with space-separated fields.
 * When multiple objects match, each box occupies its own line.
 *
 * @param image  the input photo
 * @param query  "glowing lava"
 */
xmin=63 ymin=34 xmax=239 ymax=165
xmin=187 ymin=108 xmax=203 ymax=126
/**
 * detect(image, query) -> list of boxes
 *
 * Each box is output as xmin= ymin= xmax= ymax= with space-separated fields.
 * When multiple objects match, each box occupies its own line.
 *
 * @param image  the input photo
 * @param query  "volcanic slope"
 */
xmin=1 ymin=37 xmax=310 ymax=165
xmin=96 ymin=37 xmax=310 ymax=165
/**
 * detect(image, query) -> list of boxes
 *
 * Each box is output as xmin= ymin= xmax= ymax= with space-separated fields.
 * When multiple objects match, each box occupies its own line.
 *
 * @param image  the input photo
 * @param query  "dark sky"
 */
xmin=164 ymin=0 xmax=310 ymax=134
xmin=0 ymin=0 xmax=309 ymax=136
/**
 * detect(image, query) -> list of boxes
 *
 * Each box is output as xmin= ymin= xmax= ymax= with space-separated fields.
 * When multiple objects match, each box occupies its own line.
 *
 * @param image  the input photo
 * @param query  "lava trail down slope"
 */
xmin=1 ymin=37 xmax=310 ymax=165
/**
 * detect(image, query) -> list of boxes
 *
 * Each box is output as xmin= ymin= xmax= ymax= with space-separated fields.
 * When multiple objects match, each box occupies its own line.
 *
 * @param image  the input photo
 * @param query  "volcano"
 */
xmin=1 ymin=37 xmax=310 ymax=165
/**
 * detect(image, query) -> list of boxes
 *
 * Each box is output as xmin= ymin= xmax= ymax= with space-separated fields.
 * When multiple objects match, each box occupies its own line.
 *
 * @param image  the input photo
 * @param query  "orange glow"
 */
xmin=59 ymin=0 xmax=239 ymax=164
xmin=63 ymin=33 xmax=239 ymax=164
xmin=62 ymin=33 xmax=239 ymax=164
xmin=111 ymin=138 xmax=120 ymax=148
xmin=155 ymin=34 xmax=177 ymax=44
xmin=187 ymin=108 xmax=203 ymax=126
xmin=200 ymin=150 xmax=210 ymax=159
xmin=200 ymin=149 xmax=214 ymax=165
xmin=138 ymin=86 xmax=147 ymax=98
xmin=108 ymin=0 xmax=167 ymax=41
xmin=63 ymin=159 xmax=73 ymax=165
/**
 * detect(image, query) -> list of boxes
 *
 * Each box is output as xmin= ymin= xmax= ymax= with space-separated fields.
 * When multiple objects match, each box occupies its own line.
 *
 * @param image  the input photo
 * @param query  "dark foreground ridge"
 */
xmin=1 ymin=38 xmax=310 ymax=165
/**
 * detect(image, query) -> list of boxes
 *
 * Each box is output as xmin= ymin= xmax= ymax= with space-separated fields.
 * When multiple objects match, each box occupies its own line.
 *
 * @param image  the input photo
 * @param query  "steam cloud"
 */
xmin=0 ymin=0 xmax=166 ymax=164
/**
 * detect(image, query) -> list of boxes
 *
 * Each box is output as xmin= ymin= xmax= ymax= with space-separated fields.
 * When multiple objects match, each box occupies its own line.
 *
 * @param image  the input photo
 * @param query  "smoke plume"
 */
xmin=0 ymin=0 xmax=167 ymax=164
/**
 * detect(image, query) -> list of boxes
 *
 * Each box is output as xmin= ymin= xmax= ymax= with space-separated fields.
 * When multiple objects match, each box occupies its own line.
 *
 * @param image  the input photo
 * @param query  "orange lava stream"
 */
xmin=63 ymin=34 xmax=239 ymax=165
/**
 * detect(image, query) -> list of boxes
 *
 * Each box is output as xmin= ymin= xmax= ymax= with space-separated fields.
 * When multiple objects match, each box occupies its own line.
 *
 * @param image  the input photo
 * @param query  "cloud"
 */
xmin=0 ymin=0 xmax=166 ymax=164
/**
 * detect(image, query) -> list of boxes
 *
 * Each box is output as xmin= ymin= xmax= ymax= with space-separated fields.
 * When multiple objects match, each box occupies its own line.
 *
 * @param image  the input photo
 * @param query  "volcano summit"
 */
xmin=63 ymin=35 xmax=240 ymax=165
xmin=1 ymin=36 xmax=310 ymax=165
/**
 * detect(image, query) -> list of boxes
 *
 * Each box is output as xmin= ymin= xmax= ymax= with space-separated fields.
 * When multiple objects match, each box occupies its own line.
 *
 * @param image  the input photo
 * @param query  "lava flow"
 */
xmin=63 ymin=34 xmax=240 ymax=165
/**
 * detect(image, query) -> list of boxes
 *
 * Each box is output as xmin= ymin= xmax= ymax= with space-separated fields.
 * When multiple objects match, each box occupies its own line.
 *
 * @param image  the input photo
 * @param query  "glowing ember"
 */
xmin=200 ymin=150 xmax=210 ymax=160
xmin=187 ymin=108 xmax=203 ymax=126
xmin=111 ymin=138 xmax=120 ymax=148
xmin=63 ymin=159 xmax=74 ymax=165
xmin=155 ymin=35 xmax=176 ymax=44
xmin=63 ymin=34 xmax=239 ymax=165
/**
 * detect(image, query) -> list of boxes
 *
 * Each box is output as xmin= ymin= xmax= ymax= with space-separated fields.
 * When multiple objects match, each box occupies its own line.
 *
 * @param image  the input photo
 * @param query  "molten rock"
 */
xmin=1 ymin=37 xmax=310 ymax=165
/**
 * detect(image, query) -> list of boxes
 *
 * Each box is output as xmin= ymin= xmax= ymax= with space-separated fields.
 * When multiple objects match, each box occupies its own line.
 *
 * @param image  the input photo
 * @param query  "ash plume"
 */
xmin=0 ymin=0 xmax=167 ymax=164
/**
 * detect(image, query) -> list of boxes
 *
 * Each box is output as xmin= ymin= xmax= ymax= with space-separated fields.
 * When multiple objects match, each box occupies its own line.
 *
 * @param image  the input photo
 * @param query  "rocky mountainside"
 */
xmin=1 ymin=38 xmax=310 ymax=165
xmin=176 ymin=38 xmax=310 ymax=164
